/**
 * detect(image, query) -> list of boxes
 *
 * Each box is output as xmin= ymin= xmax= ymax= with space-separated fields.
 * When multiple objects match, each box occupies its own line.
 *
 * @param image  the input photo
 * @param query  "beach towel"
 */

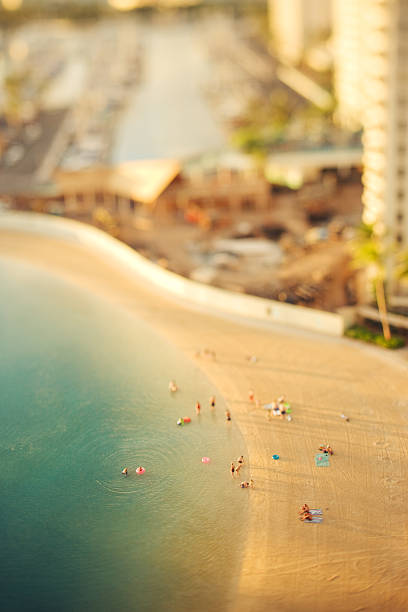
xmin=303 ymin=516 xmax=323 ymax=523
xmin=315 ymin=453 xmax=330 ymax=467
xmin=301 ymin=509 xmax=323 ymax=523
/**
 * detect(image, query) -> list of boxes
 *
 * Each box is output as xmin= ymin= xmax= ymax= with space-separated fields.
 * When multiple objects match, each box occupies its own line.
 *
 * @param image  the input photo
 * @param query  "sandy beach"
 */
xmin=2 ymin=229 xmax=408 ymax=612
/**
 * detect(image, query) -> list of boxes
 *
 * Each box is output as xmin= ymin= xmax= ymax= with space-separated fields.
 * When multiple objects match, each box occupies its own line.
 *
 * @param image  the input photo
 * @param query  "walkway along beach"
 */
xmin=2 ymin=221 xmax=408 ymax=612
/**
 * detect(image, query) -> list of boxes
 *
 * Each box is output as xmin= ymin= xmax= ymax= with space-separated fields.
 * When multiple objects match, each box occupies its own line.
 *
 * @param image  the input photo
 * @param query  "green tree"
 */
xmin=351 ymin=223 xmax=392 ymax=341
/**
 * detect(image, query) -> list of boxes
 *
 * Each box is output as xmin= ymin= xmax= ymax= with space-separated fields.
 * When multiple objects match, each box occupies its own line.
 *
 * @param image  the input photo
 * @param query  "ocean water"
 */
xmin=0 ymin=258 xmax=248 ymax=612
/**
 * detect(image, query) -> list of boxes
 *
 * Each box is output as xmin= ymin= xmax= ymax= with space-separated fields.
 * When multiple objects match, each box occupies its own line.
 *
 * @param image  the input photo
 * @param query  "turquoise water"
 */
xmin=0 ymin=258 xmax=248 ymax=612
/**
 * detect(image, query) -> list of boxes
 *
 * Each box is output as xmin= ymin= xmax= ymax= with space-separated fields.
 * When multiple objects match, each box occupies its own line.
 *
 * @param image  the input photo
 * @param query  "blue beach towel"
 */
xmin=315 ymin=453 xmax=330 ymax=467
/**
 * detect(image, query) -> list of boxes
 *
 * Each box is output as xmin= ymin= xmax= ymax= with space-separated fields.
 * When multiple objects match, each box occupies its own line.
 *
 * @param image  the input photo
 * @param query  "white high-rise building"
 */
xmin=268 ymin=0 xmax=331 ymax=65
xmin=331 ymin=0 xmax=365 ymax=130
xmin=361 ymin=0 xmax=408 ymax=254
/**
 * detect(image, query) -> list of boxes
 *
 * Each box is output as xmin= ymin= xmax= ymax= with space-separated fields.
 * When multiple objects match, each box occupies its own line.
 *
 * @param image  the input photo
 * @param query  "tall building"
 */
xmin=361 ymin=0 xmax=408 ymax=257
xmin=331 ymin=0 xmax=365 ymax=130
xmin=268 ymin=0 xmax=331 ymax=65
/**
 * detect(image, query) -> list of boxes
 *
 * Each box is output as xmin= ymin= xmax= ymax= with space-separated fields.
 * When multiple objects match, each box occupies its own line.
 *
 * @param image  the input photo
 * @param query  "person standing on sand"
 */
xmin=237 ymin=455 xmax=244 ymax=466
xmin=230 ymin=462 xmax=235 ymax=477
xmin=235 ymin=463 xmax=242 ymax=476
xmin=248 ymin=389 xmax=255 ymax=402
xmin=195 ymin=401 xmax=201 ymax=415
xmin=225 ymin=409 xmax=231 ymax=422
xmin=210 ymin=396 xmax=216 ymax=409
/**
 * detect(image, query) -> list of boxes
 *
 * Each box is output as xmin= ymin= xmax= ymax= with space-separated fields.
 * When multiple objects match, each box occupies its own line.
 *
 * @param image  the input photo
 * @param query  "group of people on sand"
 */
xmin=194 ymin=347 xmax=216 ymax=361
xmin=230 ymin=456 xmax=254 ymax=489
xmin=267 ymin=396 xmax=291 ymax=421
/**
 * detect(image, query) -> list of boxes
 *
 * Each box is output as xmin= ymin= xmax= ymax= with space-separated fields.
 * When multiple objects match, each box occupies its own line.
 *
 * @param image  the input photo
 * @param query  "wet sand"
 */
xmin=2 ymin=229 xmax=408 ymax=612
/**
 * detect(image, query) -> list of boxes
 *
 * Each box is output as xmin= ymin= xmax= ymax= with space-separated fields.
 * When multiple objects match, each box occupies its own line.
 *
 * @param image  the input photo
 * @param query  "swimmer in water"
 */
xmin=121 ymin=467 xmax=128 ymax=476
xmin=169 ymin=380 xmax=178 ymax=393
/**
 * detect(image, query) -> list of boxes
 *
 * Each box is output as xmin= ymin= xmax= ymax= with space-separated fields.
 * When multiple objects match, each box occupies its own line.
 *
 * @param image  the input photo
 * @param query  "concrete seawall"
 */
xmin=0 ymin=211 xmax=345 ymax=336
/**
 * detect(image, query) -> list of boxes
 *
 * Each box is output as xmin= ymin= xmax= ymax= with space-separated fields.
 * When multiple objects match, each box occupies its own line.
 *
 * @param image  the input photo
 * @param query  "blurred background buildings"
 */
xmin=0 ymin=0 xmax=407 ymax=323
xmin=361 ymin=0 xmax=408 ymax=255
xmin=268 ymin=0 xmax=331 ymax=66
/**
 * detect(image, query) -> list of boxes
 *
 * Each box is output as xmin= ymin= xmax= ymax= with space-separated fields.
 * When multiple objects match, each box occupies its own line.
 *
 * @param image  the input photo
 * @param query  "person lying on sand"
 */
xmin=318 ymin=445 xmax=334 ymax=455
xmin=299 ymin=511 xmax=313 ymax=521
xmin=272 ymin=400 xmax=281 ymax=417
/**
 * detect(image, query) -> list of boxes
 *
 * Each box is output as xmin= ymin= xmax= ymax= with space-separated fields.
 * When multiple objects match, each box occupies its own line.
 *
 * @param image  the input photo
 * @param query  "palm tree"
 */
xmin=351 ymin=223 xmax=392 ymax=341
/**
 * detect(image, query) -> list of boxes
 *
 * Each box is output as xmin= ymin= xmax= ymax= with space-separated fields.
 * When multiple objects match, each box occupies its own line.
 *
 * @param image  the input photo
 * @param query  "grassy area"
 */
xmin=345 ymin=325 xmax=405 ymax=350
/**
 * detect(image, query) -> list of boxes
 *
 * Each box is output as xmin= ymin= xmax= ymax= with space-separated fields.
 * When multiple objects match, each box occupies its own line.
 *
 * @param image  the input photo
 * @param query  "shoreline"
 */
xmin=3 ymin=228 xmax=408 ymax=611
